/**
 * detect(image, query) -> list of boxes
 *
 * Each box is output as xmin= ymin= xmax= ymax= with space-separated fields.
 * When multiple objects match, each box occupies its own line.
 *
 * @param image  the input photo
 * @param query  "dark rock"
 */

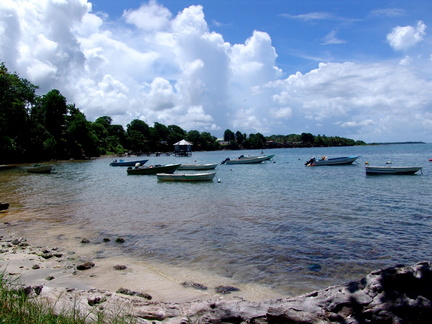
xmin=113 ymin=264 xmax=127 ymax=270
xmin=33 ymin=285 xmax=43 ymax=295
xmin=116 ymin=287 xmax=152 ymax=300
xmin=11 ymin=239 xmax=21 ymax=245
xmin=32 ymin=264 xmax=40 ymax=270
xmin=88 ymin=296 xmax=105 ymax=306
xmin=262 ymin=262 xmax=432 ymax=324
xmin=103 ymin=238 xmax=111 ymax=242
xmin=181 ymin=281 xmax=208 ymax=290
xmin=76 ymin=261 xmax=95 ymax=270
xmin=45 ymin=276 xmax=55 ymax=281
xmin=81 ymin=238 xmax=90 ymax=244
xmin=215 ymin=285 xmax=240 ymax=294
xmin=41 ymin=252 xmax=53 ymax=259
xmin=115 ymin=237 xmax=125 ymax=243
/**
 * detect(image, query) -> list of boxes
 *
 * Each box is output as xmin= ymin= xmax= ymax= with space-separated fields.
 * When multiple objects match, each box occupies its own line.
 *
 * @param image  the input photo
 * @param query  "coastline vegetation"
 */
xmin=1 ymin=61 xmax=365 ymax=164
xmin=0 ymin=273 xmax=136 ymax=324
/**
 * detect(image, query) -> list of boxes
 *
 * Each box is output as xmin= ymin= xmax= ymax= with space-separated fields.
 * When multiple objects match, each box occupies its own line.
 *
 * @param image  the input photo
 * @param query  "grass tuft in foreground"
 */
xmin=0 ymin=272 xmax=137 ymax=324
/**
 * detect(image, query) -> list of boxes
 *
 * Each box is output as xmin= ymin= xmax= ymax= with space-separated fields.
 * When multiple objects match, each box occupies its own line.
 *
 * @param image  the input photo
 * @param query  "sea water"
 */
xmin=1 ymin=143 xmax=431 ymax=296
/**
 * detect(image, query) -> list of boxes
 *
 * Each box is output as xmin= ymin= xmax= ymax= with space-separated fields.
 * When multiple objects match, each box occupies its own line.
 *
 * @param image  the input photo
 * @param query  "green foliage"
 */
xmin=223 ymin=129 xmax=235 ymax=142
xmin=0 ymin=62 xmax=37 ymax=161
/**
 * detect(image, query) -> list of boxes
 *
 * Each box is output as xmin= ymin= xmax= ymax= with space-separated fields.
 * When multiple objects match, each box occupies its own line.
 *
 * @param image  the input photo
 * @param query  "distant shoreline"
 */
xmin=368 ymin=141 xmax=426 ymax=145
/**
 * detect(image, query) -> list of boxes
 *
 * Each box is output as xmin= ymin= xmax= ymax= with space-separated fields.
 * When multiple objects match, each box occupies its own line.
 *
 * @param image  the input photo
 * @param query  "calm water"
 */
xmin=1 ymin=144 xmax=431 ymax=296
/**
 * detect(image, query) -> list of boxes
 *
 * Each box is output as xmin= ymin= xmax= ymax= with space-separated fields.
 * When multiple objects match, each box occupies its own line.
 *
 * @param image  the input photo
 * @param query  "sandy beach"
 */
xmin=0 ymin=215 xmax=285 ymax=304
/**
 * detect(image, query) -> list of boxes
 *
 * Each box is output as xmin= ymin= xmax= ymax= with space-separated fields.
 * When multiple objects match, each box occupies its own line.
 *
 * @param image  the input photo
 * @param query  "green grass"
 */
xmin=0 ymin=272 xmax=137 ymax=324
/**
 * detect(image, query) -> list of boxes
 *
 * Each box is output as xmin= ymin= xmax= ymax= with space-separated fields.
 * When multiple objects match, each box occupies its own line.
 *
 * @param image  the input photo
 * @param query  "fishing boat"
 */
xmin=156 ymin=172 xmax=217 ymax=182
xmin=365 ymin=166 xmax=422 ymax=175
xmin=127 ymin=163 xmax=181 ymax=175
xmin=221 ymin=154 xmax=275 ymax=165
xmin=177 ymin=163 xmax=218 ymax=170
xmin=110 ymin=159 xmax=148 ymax=166
xmin=305 ymin=156 xmax=360 ymax=166
xmin=27 ymin=164 xmax=53 ymax=173
xmin=0 ymin=165 xmax=17 ymax=171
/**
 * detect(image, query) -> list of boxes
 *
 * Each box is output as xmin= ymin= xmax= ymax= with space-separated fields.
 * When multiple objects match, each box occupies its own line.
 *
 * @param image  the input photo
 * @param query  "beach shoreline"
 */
xmin=0 ymin=217 xmax=285 ymax=304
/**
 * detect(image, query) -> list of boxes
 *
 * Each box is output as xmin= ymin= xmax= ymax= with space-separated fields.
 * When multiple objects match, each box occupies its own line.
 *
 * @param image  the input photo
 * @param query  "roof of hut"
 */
xmin=173 ymin=139 xmax=193 ymax=146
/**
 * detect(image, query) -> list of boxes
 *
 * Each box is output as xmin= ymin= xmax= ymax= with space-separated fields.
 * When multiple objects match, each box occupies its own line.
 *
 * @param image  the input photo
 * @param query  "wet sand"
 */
xmin=0 ymin=215 xmax=285 ymax=304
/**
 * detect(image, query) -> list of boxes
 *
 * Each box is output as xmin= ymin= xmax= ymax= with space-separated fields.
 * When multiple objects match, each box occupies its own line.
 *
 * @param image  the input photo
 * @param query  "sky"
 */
xmin=1 ymin=0 xmax=432 ymax=142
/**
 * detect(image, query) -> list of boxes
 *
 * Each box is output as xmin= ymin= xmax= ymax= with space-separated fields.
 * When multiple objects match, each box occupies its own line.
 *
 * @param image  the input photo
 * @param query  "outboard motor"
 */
xmin=221 ymin=157 xmax=230 ymax=164
xmin=305 ymin=157 xmax=316 ymax=166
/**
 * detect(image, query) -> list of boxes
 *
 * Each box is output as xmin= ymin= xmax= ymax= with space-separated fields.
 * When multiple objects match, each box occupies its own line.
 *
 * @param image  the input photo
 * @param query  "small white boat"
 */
xmin=156 ymin=172 xmax=217 ymax=182
xmin=177 ymin=163 xmax=218 ymax=170
xmin=110 ymin=159 xmax=148 ymax=166
xmin=27 ymin=164 xmax=53 ymax=173
xmin=221 ymin=155 xmax=275 ymax=165
xmin=365 ymin=166 xmax=422 ymax=175
xmin=127 ymin=163 xmax=180 ymax=175
xmin=305 ymin=156 xmax=360 ymax=166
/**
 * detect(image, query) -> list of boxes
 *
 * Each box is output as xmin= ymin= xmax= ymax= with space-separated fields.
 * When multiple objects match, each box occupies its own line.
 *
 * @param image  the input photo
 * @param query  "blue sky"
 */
xmin=1 ymin=0 xmax=432 ymax=142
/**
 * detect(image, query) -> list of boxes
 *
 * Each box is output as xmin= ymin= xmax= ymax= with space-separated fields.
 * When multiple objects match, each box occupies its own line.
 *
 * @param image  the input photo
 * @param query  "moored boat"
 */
xmin=305 ymin=156 xmax=360 ymax=166
xmin=156 ymin=172 xmax=217 ymax=182
xmin=127 ymin=163 xmax=181 ymax=175
xmin=110 ymin=159 xmax=148 ymax=166
xmin=177 ymin=163 xmax=218 ymax=170
xmin=365 ymin=166 xmax=422 ymax=175
xmin=0 ymin=165 xmax=17 ymax=171
xmin=221 ymin=154 xmax=275 ymax=165
xmin=27 ymin=164 xmax=53 ymax=173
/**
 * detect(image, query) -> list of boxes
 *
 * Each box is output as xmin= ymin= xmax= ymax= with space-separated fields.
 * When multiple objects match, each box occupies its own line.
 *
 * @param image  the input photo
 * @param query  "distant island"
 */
xmin=369 ymin=141 xmax=426 ymax=145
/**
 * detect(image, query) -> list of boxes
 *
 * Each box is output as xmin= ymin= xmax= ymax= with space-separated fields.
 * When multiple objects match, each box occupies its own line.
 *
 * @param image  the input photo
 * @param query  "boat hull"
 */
xmin=110 ymin=159 xmax=148 ymax=166
xmin=27 ymin=165 xmax=53 ymax=173
xmin=225 ymin=155 xmax=274 ymax=165
xmin=157 ymin=172 xmax=216 ymax=181
xmin=365 ymin=166 xmax=422 ymax=175
xmin=178 ymin=163 xmax=218 ymax=170
xmin=127 ymin=164 xmax=181 ymax=175
xmin=0 ymin=165 xmax=17 ymax=171
xmin=307 ymin=156 xmax=360 ymax=166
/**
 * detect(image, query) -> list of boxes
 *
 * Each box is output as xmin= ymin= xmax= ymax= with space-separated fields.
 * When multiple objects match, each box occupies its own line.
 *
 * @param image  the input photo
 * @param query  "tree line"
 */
xmin=0 ymin=62 xmax=365 ymax=164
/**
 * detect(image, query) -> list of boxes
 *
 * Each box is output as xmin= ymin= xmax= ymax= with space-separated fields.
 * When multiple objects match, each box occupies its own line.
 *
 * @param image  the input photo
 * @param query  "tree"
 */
xmin=167 ymin=124 xmax=186 ymax=145
xmin=200 ymin=131 xmax=219 ymax=150
xmin=149 ymin=122 xmax=170 ymax=152
xmin=223 ymin=129 xmax=235 ymax=142
xmin=30 ymin=89 xmax=68 ymax=159
xmin=127 ymin=119 xmax=151 ymax=153
xmin=186 ymin=130 xmax=201 ymax=147
xmin=301 ymin=132 xmax=314 ymax=145
xmin=65 ymin=104 xmax=98 ymax=158
xmin=244 ymin=133 xmax=265 ymax=149
xmin=0 ymin=62 xmax=38 ymax=162
xmin=235 ymin=131 xmax=245 ymax=146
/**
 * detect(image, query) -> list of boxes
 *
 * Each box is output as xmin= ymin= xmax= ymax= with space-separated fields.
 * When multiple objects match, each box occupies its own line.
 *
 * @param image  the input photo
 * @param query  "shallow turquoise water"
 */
xmin=1 ymin=144 xmax=431 ymax=295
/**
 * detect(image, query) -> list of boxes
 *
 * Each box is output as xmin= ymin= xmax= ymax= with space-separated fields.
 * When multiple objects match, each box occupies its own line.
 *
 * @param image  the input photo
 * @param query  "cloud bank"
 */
xmin=0 ymin=0 xmax=431 ymax=142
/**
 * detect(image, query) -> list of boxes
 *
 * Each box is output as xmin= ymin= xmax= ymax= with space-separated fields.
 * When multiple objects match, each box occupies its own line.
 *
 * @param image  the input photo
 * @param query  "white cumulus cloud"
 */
xmin=387 ymin=20 xmax=426 ymax=51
